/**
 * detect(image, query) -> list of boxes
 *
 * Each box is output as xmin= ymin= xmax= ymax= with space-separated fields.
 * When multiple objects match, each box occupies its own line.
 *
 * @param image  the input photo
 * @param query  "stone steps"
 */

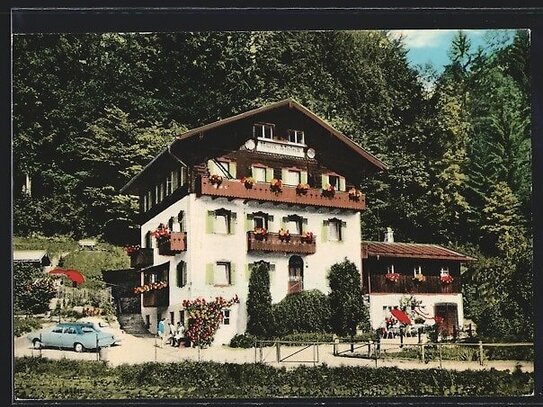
xmin=118 ymin=313 xmax=154 ymax=338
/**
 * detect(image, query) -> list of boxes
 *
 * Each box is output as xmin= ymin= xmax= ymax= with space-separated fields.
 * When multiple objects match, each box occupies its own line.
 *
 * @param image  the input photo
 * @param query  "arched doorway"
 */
xmin=288 ymin=255 xmax=304 ymax=294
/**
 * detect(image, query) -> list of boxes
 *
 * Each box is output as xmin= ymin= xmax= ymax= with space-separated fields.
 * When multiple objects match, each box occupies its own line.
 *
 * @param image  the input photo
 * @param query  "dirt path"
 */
xmin=13 ymin=333 xmax=533 ymax=373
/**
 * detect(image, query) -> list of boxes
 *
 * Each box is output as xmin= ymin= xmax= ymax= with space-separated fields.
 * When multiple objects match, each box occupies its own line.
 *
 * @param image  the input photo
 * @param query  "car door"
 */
xmin=41 ymin=326 xmax=64 ymax=348
xmin=61 ymin=326 xmax=79 ymax=349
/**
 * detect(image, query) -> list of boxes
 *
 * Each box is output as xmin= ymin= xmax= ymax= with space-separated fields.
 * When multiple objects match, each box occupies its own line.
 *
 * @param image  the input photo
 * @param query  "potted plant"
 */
xmin=133 ymin=280 xmax=168 ymax=294
xmin=348 ymin=187 xmax=362 ymax=201
xmin=241 ymin=176 xmax=255 ymax=189
xmin=278 ymin=228 xmax=291 ymax=242
xmin=209 ymin=174 xmax=223 ymax=185
xmin=270 ymin=178 xmax=282 ymax=192
xmin=301 ymin=231 xmax=314 ymax=243
xmin=440 ymin=275 xmax=454 ymax=284
xmin=322 ymin=184 xmax=335 ymax=197
xmin=124 ymin=244 xmax=140 ymax=256
xmin=253 ymin=227 xmax=268 ymax=240
xmin=412 ymin=273 xmax=426 ymax=283
xmin=152 ymin=224 xmax=170 ymax=243
xmin=384 ymin=272 xmax=400 ymax=283
xmin=296 ymin=183 xmax=310 ymax=195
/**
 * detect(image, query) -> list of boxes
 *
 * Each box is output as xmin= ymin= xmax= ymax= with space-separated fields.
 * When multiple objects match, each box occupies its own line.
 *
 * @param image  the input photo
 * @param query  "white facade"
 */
xmin=139 ymin=193 xmax=362 ymax=344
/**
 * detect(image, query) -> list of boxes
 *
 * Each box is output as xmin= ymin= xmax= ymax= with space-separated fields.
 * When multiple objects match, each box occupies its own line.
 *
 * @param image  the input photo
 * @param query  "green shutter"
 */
xmin=182 ymin=266 xmax=187 ymax=287
xmin=207 ymin=160 xmax=214 ymax=175
xmin=230 ymin=263 xmax=236 ymax=285
xmin=321 ymin=220 xmax=329 ymax=242
xmin=245 ymin=263 xmax=252 ymax=281
xmin=341 ymin=221 xmax=347 ymax=242
xmin=321 ymin=174 xmax=328 ymax=189
xmin=230 ymin=162 xmax=237 ymax=179
xmin=339 ymin=177 xmax=346 ymax=191
xmin=206 ymin=211 xmax=215 ymax=234
xmin=246 ymin=213 xmax=254 ymax=231
xmin=205 ymin=263 xmax=214 ymax=285
xmin=281 ymin=168 xmax=288 ymax=183
xmin=265 ymin=167 xmax=274 ymax=182
xmin=229 ymin=212 xmax=237 ymax=234
xmin=301 ymin=170 xmax=308 ymax=184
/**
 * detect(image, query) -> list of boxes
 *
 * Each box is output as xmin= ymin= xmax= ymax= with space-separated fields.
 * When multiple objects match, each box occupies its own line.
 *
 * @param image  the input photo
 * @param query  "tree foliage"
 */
xmin=246 ymin=262 xmax=274 ymax=338
xmin=14 ymin=263 xmax=56 ymax=314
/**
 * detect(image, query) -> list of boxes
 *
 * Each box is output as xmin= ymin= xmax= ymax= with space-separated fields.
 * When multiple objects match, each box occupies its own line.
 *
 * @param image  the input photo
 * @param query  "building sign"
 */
xmin=253 ymin=139 xmax=306 ymax=158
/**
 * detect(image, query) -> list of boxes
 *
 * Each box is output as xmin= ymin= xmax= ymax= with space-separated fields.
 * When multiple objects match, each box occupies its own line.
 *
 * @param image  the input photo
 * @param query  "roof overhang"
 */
xmin=362 ymin=241 xmax=477 ymax=262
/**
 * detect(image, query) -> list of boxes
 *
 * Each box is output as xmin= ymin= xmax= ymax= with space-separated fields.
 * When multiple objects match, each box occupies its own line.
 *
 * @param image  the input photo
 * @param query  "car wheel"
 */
xmin=74 ymin=343 xmax=84 ymax=353
xmin=32 ymin=339 xmax=42 ymax=349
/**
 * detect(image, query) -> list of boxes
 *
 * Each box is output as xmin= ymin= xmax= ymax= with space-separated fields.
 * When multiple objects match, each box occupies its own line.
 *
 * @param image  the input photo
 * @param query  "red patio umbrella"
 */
xmin=390 ymin=309 xmax=412 ymax=325
xmin=49 ymin=268 xmax=86 ymax=286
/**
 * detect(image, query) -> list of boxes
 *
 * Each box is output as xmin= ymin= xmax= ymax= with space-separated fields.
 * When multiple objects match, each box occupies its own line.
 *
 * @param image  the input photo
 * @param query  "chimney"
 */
xmin=384 ymin=227 xmax=394 ymax=243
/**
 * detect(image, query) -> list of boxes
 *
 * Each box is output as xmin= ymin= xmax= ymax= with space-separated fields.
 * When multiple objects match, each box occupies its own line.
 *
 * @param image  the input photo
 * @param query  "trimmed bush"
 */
xmin=229 ymin=333 xmax=257 ymax=348
xmin=14 ymin=317 xmax=43 ymax=337
xmin=14 ymin=358 xmax=534 ymax=399
xmin=246 ymin=262 xmax=274 ymax=337
xmin=272 ymin=290 xmax=331 ymax=336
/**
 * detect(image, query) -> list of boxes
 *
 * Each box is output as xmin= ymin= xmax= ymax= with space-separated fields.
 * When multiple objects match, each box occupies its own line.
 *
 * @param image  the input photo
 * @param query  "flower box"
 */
xmin=412 ymin=273 xmax=426 ymax=283
xmin=209 ymin=174 xmax=223 ymax=185
xmin=385 ymin=272 xmax=400 ymax=283
xmin=440 ymin=275 xmax=454 ymax=284
xmin=278 ymin=228 xmax=291 ymax=242
xmin=348 ymin=187 xmax=362 ymax=201
xmin=296 ymin=183 xmax=310 ymax=195
xmin=322 ymin=184 xmax=335 ymax=197
xmin=253 ymin=227 xmax=268 ymax=240
xmin=301 ymin=231 xmax=314 ymax=244
xmin=241 ymin=176 xmax=255 ymax=189
xmin=133 ymin=280 xmax=168 ymax=294
xmin=270 ymin=178 xmax=282 ymax=192
xmin=125 ymin=244 xmax=141 ymax=256
xmin=158 ymin=232 xmax=187 ymax=255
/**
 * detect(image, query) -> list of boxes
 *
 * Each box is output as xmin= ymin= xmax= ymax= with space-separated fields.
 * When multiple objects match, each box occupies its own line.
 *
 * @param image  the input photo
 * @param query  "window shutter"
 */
xmin=205 ymin=263 xmax=214 ymax=285
xmin=178 ymin=211 xmax=185 ymax=232
xmin=281 ymin=168 xmax=288 ymax=183
xmin=321 ymin=220 xmax=329 ymax=242
xmin=268 ymin=215 xmax=274 ymax=227
xmin=206 ymin=211 xmax=215 ymax=234
xmin=321 ymin=174 xmax=328 ymax=189
xmin=265 ymin=167 xmax=274 ymax=182
xmin=182 ymin=266 xmax=187 ymax=287
xmin=230 ymin=162 xmax=237 ymax=179
xmin=230 ymin=263 xmax=236 ymax=285
xmin=207 ymin=160 xmax=214 ymax=175
xmin=246 ymin=213 xmax=254 ymax=231
xmin=245 ymin=263 xmax=252 ymax=281
xmin=302 ymin=218 xmax=308 ymax=233
xmin=339 ymin=177 xmax=346 ymax=191
xmin=301 ymin=170 xmax=308 ymax=184
xmin=229 ymin=212 xmax=237 ymax=234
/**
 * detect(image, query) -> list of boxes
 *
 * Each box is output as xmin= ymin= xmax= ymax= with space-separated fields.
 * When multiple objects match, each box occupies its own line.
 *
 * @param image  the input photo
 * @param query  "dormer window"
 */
xmin=288 ymin=129 xmax=305 ymax=145
xmin=254 ymin=123 xmax=274 ymax=140
xmin=440 ymin=267 xmax=450 ymax=276
xmin=328 ymin=175 xmax=340 ymax=190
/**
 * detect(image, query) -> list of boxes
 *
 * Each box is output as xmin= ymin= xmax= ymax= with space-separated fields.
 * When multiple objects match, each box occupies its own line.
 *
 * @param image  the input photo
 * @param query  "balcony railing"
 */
xmin=198 ymin=176 xmax=365 ymax=210
xmin=158 ymin=232 xmax=187 ymax=255
xmin=247 ymin=231 xmax=316 ymax=254
xmin=368 ymin=274 xmax=461 ymax=294
xmin=288 ymin=280 xmax=303 ymax=295
xmin=142 ymin=288 xmax=169 ymax=308
xmin=130 ymin=248 xmax=154 ymax=269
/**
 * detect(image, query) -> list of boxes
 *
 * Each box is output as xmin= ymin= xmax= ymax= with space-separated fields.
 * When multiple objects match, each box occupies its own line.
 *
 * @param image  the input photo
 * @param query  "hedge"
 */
xmin=14 ymin=357 xmax=533 ymax=399
xmin=272 ymin=290 xmax=331 ymax=336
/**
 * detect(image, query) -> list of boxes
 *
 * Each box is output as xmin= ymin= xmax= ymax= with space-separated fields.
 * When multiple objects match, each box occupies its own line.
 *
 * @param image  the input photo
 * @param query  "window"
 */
xmin=146 ymin=191 xmax=153 ymax=210
xmin=288 ymin=129 xmax=305 ymax=144
xmin=166 ymin=172 xmax=173 ymax=195
xmin=179 ymin=310 xmax=185 ymax=326
xmin=209 ymin=160 xmax=231 ymax=177
xmin=386 ymin=265 xmax=395 ymax=274
xmin=52 ymin=327 xmax=63 ymax=333
xmin=286 ymin=170 xmax=301 ymax=186
xmin=253 ymin=166 xmax=266 ymax=183
xmin=413 ymin=266 xmax=422 ymax=276
xmin=145 ymin=231 xmax=153 ymax=249
xmin=154 ymin=184 xmax=160 ymax=204
xmin=170 ymin=312 xmax=175 ymax=325
xmin=177 ymin=261 xmax=187 ymax=288
xmin=215 ymin=262 xmax=231 ymax=286
xmin=178 ymin=211 xmax=185 ymax=232
xmin=65 ymin=327 xmax=77 ymax=334
xmin=253 ymin=215 xmax=266 ymax=229
xmin=440 ymin=267 xmax=450 ymax=276
xmin=142 ymin=194 xmax=149 ymax=212
xmin=207 ymin=209 xmax=236 ymax=234
xmin=215 ymin=213 xmax=229 ymax=234
xmin=328 ymin=220 xmax=343 ymax=241
xmin=222 ymin=309 xmax=231 ymax=325
xmin=284 ymin=215 xmax=303 ymax=235
xmin=149 ymin=273 xmax=157 ymax=284
xmin=254 ymin=123 xmax=274 ymax=139
xmin=328 ymin=175 xmax=340 ymax=190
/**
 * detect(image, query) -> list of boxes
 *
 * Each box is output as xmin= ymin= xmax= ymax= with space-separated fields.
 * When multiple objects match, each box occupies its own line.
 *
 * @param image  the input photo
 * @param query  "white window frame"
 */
xmin=254 ymin=123 xmax=274 ymax=140
xmin=286 ymin=219 xmax=302 ymax=235
xmin=222 ymin=309 xmax=231 ymax=325
xmin=413 ymin=266 xmax=423 ymax=276
xmin=253 ymin=215 xmax=266 ymax=229
xmin=253 ymin=166 xmax=267 ymax=183
xmin=214 ymin=213 xmax=230 ymax=234
xmin=288 ymin=129 xmax=305 ymax=145
xmin=210 ymin=160 xmax=231 ymax=177
xmin=286 ymin=170 xmax=301 ymax=186
xmin=166 ymin=172 xmax=173 ymax=195
xmin=215 ymin=262 xmax=231 ymax=286
xmin=328 ymin=175 xmax=340 ymax=190
xmin=386 ymin=265 xmax=395 ymax=274
xmin=328 ymin=220 xmax=342 ymax=241
xmin=440 ymin=267 xmax=450 ymax=276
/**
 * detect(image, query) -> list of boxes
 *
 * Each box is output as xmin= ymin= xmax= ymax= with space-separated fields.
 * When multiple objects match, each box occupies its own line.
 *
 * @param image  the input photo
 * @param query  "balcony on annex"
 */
xmin=197 ymin=175 xmax=365 ymax=211
xmin=139 ymin=263 xmax=169 ymax=308
xmin=157 ymin=232 xmax=187 ymax=256
xmin=247 ymin=231 xmax=316 ymax=254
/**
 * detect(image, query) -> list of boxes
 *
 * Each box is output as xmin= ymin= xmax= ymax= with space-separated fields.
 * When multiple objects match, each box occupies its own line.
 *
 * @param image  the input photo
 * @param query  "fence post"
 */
xmin=438 ymin=343 xmax=442 ymax=369
xmin=421 ymin=343 xmax=425 ymax=364
xmin=259 ymin=344 xmax=263 ymax=363
xmin=276 ymin=341 xmax=281 ymax=363
xmin=154 ymin=334 xmax=157 ymax=362
xmin=368 ymin=340 xmax=372 ymax=358
xmin=374 ymin=342 xmax=378 ymax=367
xmin=39 ymin=333 xmax=42 ymax=358
xmin=479 ymin=341 xmax=484 ymax=366
xmin=254 ymin=340 xmax=257 ymax=364
xmin=333 ymin=338 xmax=339 ymax=356
xmin=399 ymin=326 xmax=404 ymax=348
xmin=96 ymin=333 xmax=99 ymax=361
xmin=316 ymin=343 xmax=319 ymax=363
xmin=313 ymin=343 xmax=316 ymax=367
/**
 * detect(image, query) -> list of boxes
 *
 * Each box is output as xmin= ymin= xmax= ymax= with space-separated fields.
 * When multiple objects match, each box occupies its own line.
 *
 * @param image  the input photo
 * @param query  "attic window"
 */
xmin=254 ymin=123 xmax=274 ymax=140
xmin=288 ymin=130 xmax=305 ymax=145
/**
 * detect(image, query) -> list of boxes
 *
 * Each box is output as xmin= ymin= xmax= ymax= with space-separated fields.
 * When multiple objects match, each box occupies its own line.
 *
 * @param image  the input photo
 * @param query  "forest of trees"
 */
xmin=13 ymin=30 xmax=532 ymax=340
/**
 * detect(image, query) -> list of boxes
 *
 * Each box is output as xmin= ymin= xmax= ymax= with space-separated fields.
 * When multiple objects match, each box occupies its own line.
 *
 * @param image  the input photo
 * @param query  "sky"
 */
xmin=388 ymin=29 xmax=517 ymax=75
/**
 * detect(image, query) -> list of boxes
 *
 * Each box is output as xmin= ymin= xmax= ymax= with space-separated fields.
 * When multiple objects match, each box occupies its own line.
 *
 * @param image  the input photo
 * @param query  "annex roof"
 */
xmin=121 ymin=98 xmax=386 ymax=194
xmin=13 ymin=250 xmax=50 ymax=264
xmin=361 ymin=241 xmax=476 ymax=262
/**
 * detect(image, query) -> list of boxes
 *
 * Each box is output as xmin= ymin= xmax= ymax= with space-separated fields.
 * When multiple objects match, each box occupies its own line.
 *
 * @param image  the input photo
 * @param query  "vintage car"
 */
xmin=76 ymin=317 xmax=123 ymax=344
xmin=27 ymin=322 xmax=116 ymax=352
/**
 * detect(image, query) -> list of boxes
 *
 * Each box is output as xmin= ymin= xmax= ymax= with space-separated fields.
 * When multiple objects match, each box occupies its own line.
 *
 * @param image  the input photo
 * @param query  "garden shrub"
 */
xmin=14 ymin=317 xmax=42 ymax=337
xmin=272 ymin=289 xmax=331 ymax=336
xmin=229 ymin=333 xmax=257 ymax=348
xmin=246 ymin=261 xmax=274 ymax=337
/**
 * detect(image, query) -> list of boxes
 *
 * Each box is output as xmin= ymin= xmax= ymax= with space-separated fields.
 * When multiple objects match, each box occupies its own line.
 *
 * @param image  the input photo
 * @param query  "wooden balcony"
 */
xmin=158 ymin=232 xmax=187 ymax=255
xmin=142 ymin=288 xmax=169 ymax=308
xmin=247 ymin=231 xmax=316 ymax=254
xmin=130 ymin=248 xmax=154 ymax=269
xmin=288 ymin=280 xmax=303 ymax=295
xmin=198 ymin=176 xmax=365 ymax=210
xmin=368 ymin=274 xmax=461 ymax=294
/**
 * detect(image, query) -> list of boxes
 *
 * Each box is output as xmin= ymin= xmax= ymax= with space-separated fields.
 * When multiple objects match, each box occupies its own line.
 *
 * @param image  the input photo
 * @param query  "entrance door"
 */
xmin=288 ymin=256 xmax=304 ymax=294
xmin=434 ymin=303 xmax=458 ymax=337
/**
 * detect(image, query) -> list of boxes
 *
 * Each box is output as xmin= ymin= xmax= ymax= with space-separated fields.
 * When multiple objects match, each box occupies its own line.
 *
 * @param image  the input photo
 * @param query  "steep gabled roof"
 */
xmin=362 ymin=241 xmax=476 ymax=262
xmin=122 ymin=98 xmax=386 ymax=194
